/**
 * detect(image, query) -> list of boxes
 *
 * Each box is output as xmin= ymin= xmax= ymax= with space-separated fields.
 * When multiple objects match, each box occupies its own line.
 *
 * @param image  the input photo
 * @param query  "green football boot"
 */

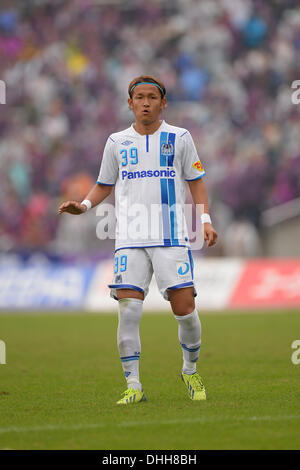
xmin=181 ymin=372 xmax=207 ymax=400
xmin=116 ymin=388 xmax=147 ymax=405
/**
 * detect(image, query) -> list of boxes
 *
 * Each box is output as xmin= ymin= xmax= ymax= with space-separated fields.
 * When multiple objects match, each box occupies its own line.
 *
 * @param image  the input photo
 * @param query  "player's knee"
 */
xmin=171 ymin=299 xmax=195 ymax=316
xmin=168 ymin=287 xmax=195 ymax=315
xmin=173 ymin=305 xmax=195 ymax=316
xmin=117 ymin=336 xmax=136 ymax=351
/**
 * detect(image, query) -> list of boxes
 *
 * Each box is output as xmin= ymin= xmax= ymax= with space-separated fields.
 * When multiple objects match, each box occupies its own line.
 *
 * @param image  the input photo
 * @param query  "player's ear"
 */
xmin=128 ymin=97 xmax=133 ymax=110
xmin=161 ymin=97 xmax=167 ymax=110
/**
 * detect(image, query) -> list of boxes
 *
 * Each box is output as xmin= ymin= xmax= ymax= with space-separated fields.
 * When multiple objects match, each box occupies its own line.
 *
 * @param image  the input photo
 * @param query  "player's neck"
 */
xmin=133 ymin=119 xmax=163 ymax=136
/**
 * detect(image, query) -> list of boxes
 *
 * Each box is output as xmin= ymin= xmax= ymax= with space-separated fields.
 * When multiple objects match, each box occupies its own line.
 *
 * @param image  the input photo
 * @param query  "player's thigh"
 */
xmin=150 ymin=246 xmax=196 ymax=312
xmin=109 ymin=248 xmax=153 ymax=300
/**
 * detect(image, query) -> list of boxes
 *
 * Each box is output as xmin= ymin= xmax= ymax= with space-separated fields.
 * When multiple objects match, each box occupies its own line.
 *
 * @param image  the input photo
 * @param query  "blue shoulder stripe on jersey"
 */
xmin=180 ymin=131 xmax=188 ymax=137
xmin=109 ymin=136 xmax=115 ymax=142
xmin=97 ymin=181 xmax=115 ymax=186
xmin=185 ymin=173 xmax=206 ymax=182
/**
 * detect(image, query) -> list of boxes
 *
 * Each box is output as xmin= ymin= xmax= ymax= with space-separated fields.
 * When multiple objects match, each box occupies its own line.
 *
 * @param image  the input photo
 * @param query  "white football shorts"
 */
xmin=109 ymin=246 xmax=197 ymax=301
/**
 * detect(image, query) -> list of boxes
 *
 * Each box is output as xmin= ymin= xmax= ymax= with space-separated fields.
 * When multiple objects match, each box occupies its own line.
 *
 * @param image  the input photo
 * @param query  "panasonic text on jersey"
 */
xmin=121 ymin=168 xmax=176 ymax=181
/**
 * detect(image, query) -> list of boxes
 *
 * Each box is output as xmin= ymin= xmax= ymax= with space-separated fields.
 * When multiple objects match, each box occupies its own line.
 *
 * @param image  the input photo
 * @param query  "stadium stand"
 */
xmin=0 ymin=0 xmax=300 ymax=256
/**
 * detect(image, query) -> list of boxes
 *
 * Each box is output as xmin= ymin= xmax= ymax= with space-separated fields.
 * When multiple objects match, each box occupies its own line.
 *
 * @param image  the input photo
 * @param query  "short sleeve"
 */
xmin=97 ymin=137 xmax=118 ymax=186
xmin=181 ymin=131 xmax=206 ymax=181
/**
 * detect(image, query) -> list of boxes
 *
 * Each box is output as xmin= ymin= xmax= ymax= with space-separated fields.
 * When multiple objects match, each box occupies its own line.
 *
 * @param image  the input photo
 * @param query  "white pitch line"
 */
xmin=0 ymin=415 xmax=300 ymax=435
xmin=119 ymin=415 xmax=300 ymax=427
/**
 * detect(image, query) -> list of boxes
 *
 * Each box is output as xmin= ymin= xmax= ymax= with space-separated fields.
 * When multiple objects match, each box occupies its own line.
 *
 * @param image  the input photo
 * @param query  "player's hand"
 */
xmin=58 ymin=201 xmax=87 ymax=215
xmin=203 ymin=223 xmax=218 ymax=247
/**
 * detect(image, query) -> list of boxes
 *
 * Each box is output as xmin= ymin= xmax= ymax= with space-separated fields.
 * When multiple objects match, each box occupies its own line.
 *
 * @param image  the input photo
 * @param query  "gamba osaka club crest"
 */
xmin=161 ymin=142 xmax=174 ymax=155
xmin=160 ymin=132 xmax=175 ymax=167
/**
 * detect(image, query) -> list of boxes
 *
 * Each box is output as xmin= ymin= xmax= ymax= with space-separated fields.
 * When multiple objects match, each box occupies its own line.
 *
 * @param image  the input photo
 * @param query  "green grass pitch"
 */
xmin=0 ymin=310 xmax=299 ymax=450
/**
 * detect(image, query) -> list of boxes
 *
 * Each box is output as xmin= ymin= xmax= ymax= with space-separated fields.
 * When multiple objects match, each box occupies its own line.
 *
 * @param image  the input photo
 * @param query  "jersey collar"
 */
xmin=130 ymin=120 xmax=166 ymax=137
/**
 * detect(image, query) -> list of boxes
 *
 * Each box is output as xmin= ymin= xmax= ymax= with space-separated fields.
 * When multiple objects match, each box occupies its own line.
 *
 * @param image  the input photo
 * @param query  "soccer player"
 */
xmin=58 ymin=75 xmax=218 ymax=404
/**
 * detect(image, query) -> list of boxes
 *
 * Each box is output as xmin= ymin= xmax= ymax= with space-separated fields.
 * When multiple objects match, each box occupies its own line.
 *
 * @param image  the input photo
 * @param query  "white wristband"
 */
xmin=81 ymin=199 xmax=92 ymax=211
xmin=201 ymin=213 xmax=212 ymax=224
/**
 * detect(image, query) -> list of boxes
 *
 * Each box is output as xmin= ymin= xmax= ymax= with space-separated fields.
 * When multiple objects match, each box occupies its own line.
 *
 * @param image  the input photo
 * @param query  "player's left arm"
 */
xmin=188 ymin=178 xmax=218 ymax=247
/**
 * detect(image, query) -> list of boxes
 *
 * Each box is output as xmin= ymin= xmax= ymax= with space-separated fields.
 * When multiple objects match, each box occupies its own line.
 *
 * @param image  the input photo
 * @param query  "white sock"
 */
xmin=117 ymin=298 xmax=143 ymax=390
xmin=174 ymin=309 xmax=201 ymax=375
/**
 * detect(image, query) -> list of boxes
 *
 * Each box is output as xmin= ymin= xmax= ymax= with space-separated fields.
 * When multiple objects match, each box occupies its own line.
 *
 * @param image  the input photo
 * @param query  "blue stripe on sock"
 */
xmin=120 ymin=355 xmax=140 ymax=362
xmin=180 ymin=343 xmax=201 ymax=353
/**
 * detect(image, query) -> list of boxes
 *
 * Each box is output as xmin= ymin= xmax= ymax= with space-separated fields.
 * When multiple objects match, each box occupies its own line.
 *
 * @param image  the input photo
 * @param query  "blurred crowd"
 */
xmin=0 ymin=0 xmax=300 ymax=256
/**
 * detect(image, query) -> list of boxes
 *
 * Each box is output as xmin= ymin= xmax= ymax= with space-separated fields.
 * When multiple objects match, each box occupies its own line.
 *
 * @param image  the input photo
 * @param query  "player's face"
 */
xmin=128 ymin=84 xmax=166 ymax=125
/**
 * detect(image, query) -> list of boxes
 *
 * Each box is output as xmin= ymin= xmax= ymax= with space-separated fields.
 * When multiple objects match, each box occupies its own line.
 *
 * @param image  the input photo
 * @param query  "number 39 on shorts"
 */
xmin=114 ymin=254 xmax=127 ymax=273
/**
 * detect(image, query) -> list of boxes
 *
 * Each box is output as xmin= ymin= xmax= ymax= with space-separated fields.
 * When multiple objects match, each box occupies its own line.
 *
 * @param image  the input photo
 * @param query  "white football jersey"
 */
xmin=97 ymin=120 xmax=205 ymax=251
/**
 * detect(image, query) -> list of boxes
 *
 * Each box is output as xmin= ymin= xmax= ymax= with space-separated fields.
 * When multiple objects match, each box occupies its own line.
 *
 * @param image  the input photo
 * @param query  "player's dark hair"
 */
xmin=128 ymin=75 xmax=166 ymax=99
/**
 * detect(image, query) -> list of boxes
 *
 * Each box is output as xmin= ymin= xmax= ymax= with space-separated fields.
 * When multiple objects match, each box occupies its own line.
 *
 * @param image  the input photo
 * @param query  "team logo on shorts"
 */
xmin=115 ymin=274 xmax=122 ymax=283
xmin=177 ymin=262 xmax=190 ymax=277
xmin=192 ymin=160 xmax=204 ymax=172
xmin=161 ymin=142 xmax=174 ymax=156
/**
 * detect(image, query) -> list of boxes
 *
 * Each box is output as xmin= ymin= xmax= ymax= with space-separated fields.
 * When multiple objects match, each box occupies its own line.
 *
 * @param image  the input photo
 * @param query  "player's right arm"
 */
xmin=58 ymin=135 xmax=118 ymax=215
xmin=58 ymin=183 xmax=113 ymax=215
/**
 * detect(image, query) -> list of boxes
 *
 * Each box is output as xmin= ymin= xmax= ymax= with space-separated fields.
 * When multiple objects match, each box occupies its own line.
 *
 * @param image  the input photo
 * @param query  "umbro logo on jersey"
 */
xmin=121 ymin=140 xmax=133 ymax=146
